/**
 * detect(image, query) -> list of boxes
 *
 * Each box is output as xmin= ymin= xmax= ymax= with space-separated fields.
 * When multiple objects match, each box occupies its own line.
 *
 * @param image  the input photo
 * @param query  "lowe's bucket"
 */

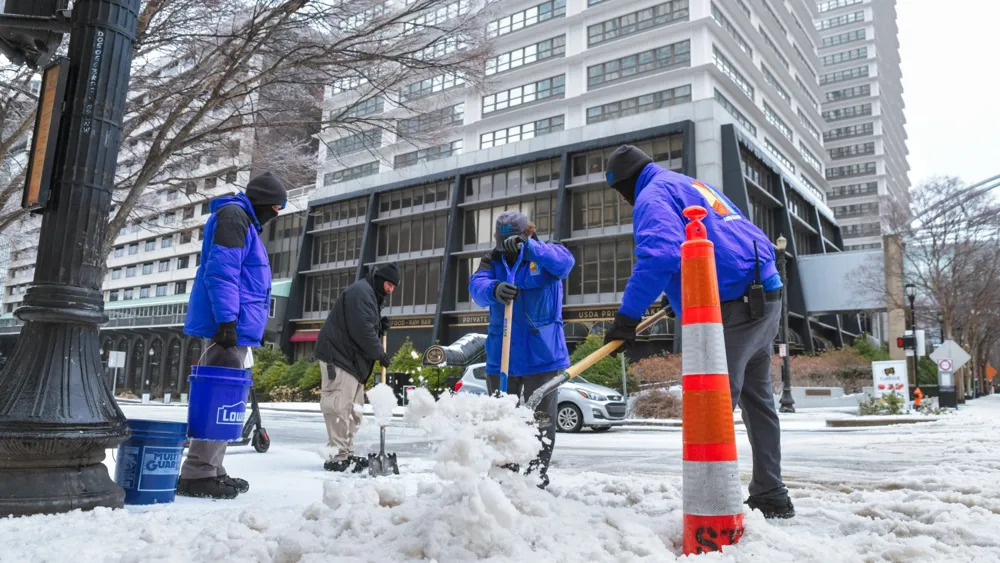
xmin=187 ymin=365 xmax=252 ymax=441
xmin=114 ymin=419 xmax=188 ymax=505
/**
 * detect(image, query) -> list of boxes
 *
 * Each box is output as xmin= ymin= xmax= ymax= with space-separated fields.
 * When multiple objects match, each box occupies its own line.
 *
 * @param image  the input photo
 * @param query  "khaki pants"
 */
xmin=320 ymin=363 xmax=365 ymax=462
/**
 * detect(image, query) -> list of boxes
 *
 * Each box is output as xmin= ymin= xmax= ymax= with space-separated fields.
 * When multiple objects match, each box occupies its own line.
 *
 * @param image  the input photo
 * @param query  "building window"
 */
xmin=824 ymin=122 xmax=874 ymax=142
xmin=339 ymin=96 xmax=384 ymax=119
xmin=483 ymin=75 xmax=565 ymax=115
xmin=565 ymin=239 xmax=635 ymax=297
xmin=325 ymin=130 xmax=382 ymax=159
xmin=314 ymin=197 xmax=368 ymax=230
xmin=323 ymin=162 xmax=380 ymax=186
xmin=142 ymin=263 xmax=154 ymax=275
xmin=201 ymin=202 xmax=211 ymax=215
xmin=379 ymin=182 xmax=451 ymax=214
xmin=161 ymin=237 xmax=173 ymax=249
xmin=114 ymin=246 xmax=125 ymax=258
xmin=311 ymin=227 xmax=364 ymax=267
xmin=183 ymin=207 xmax=194 ymax=220
xmin=586 ymin=85 xmax=692 ymax=124
xmin=383 ymin=260 xmax=441 ymax=309
xmin=332 ymin=74 xmax=367 ymax=95
xmin=303 ymin=270 xmax=357 ymax=317
xmin=828 ymin=181 xmax=878 ymax=200
xmin=572 ymin=134 xmax=684 ymax=181
xmin=713 ymin=46 xmax=753 ymax=100
xmin=397 ymin=104 xmax=464 ymax=136
xmin=797 ymin=110 xmax=821 ymax=142
xmin=486 ymin=36 xmax=566 ymax=76
xmin=760 ymin=64 xmax=791 ymax=105
xmin=156 ymin=284 xmax=168 ymax=297
xmin=399 ymin=73 xmax=465 ymax=103
xmin=798 ymin=143 xmax=822 ymax=173
xmin=764 ymin=139 xmax=795 ymax=173
xmin=414 ymin=36 xmax=461 ymax=61
xmin=403 ymin=0 xmax=470 ymax=35
xmin=394 ymin=141 xmax=463 ymax=169
xmin=175 ymin=281 xmax=187 ymax=294
xmin=463 ymin=195 xmax=557 ymax=246
xmin=794 ymin=231 xmax=813 ymax=256
xmin=833 ymin=202 xmax=879 ymax=219
xmin=826 ymin=84 xmax=871 ymax=102
xmin=376 ymin=215 xmax=448 ymax=257
xmin=108 ymin=291 xmax=119 ymax=302
xmin=714 ymin=89 xmax=757 ymax=136
xmin=126 ymin=266 xmax=137 ymax=278
xmin=820 ymin=65 xmax=869 ymax=85
xmin=795 ymin=76 xmax=818 ymax=111
xmin=166 ymin=190 xmax=179 ymax=201
xmin=589 ymin=1 xmax=690 ymax=47
xmin=124 ymin=289 xmax=134 ymax=300
xmin=571 ymin=188 xmax=633 ymax=232
xmin=588 ymin=40 xmax=691 ymax=89
xmin=226 ymin=170 xmax=237 ymax=184
xmin=177 ymin=256 xmax=190 ymax=269
xmin=741 ymin=146 xmax=779 ymax=198
xmin=826 ymin=162 xmax=877 ymax=180
xmin=140 ymin=286 xmax=151 ymax=299
xmin=822 ymin=28 xmax=866 ymax=49
xmin=816 ymin=10 xmax=865 ymax=31
xmin=158 ymin=261 xmax=170 ymax=273
xmin=822 ymin=46 xmax=867 ymax=67
xmin=465 ymin=158 xmax=561 ymax=202
xmin=709 ymin=3 xmax=750 ymax=57
xmin=758 ymin=27 xmax=788 ymax=70
xmin=748 ymin=195 xmax=779 ymax=241
xmin=822 ymin=103 xmax=872 ymax=122
xmin=112 ymin=269 xmax=122 ymax=280
xmin=762 ymin=102 xmax=792 ymax=141
xmin=829 ymin=141 xmax=876 ymax=160
xmin=488 ymin=0 xmax=566 ymax=38
xmin=798 ymin=174 xmax=824 ymax=202
xmin=180 ymin=231 xmax=192 ymax=244
xmin=205 ymin=177 xmax=217 ymax=190
xmin=480 ymin=115 xmax=564 ymax=149
xmin=144 ymin=240 xmax=156 ymax=252
xmin=196 ymin=253 xmax=201 ymax=266
xmin=842 ymin=222 xmax=881 ymax=238
xmin=818 ymin=0 xmax=864 ymax=13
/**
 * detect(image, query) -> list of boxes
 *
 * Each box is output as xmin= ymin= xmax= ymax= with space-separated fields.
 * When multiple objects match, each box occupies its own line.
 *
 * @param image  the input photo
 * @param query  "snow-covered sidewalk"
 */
xmin=4 ymin=394 xmax=1000 ymax=562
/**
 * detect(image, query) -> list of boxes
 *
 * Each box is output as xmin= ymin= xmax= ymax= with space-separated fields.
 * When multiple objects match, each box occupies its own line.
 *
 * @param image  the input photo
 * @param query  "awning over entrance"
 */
xmin=289 ymin=330 xmax=319 ymax=343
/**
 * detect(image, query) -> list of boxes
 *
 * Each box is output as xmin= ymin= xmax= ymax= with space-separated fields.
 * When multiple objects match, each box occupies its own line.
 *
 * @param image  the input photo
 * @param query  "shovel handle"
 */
xmin=499 ymin=300 xmax=514 ymax=392
xmin=381 ymin=334 xmax=387 ymax=385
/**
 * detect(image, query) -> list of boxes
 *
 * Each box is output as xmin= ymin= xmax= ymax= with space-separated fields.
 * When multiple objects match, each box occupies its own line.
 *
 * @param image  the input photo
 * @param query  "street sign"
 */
xmin=987 ymin=365 xmax=997 ymax=382
xmin=930 ymin=340 xmax=971 ymax=371
xmin=871 ymin=360 xmax=908 ymax=399
xmin=938 ymin=359 xmax=953 ymax=372
xmin=108 ymin=351 xmax=126 ymax=369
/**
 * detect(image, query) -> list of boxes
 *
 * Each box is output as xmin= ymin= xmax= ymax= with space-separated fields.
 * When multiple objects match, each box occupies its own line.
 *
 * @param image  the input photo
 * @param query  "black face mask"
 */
xmin=612 ymin=174 xmax=640 ymax=207
xmin=253 ymin=204 xmax=279 ymax=226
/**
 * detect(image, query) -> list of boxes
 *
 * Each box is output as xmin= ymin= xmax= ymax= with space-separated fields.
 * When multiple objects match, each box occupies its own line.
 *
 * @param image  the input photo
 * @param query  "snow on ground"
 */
xmin=5 ymin=395 xmax=1000 ymax=562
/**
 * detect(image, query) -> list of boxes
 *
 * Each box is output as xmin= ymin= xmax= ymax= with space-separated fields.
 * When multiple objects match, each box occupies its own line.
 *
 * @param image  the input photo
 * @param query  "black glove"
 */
xmin=502 ymin=235 xmax=526 ymax=255
xmin=604 ymin=313 xmax=640 ymax=358
xmin=660 ymin=295 xmax=675 ymax=318
xmin=493 ymin=282 xmax=519 ymax=303
xmin=380 ymin=316 xmax=391 ymax=334
xmin=379 ymin=353 xmax=392 ymax=369
xmin=212 ymin=321 xmax=238 ymax=349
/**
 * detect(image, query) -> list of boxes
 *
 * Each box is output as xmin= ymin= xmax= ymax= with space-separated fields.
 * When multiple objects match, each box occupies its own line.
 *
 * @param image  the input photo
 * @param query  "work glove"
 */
xmin=493 ymin=281 xmax=519 ymax=304
xmin=379 ymin=353 xmax=392 ymax=369
xmin=660 ymin=294 xmax=675 ymax=318
xmin=380 ymin=316 xmax=391 ymax=334
xmin=604 ymin=313 xmax=640 ymax=359
xmin=212 ymin=321 xmax=238 ymax=349
xmin=502 ymin=235 xmax=526 ymax=255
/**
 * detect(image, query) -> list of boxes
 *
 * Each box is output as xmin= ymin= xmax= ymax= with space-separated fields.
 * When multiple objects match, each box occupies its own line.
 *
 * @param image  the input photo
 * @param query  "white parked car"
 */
xmin=453 ymin=363 xmax=628 ymax=432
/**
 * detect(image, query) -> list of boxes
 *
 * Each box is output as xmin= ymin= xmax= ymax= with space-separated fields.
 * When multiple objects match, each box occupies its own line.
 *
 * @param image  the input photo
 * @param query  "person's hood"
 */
xmin=365 ymin=267 xmax=387 ymax=304
xmin=632 ymin=162 xmax=662 ymax=203
xmin=209 ymin=193 xmax=262 ymax=232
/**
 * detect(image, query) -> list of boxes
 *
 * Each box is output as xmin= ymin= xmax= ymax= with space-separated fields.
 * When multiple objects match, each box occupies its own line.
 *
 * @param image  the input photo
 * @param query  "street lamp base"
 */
xmin=779 ymin=404 xmax=796 ymax=413
xmin=0 ymin=458 xmax=124 ymax=517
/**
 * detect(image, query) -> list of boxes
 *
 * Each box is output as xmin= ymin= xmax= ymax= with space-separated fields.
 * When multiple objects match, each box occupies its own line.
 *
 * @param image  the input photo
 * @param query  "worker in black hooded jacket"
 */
xmin=314 ymin=263 xmax=400 ymax=472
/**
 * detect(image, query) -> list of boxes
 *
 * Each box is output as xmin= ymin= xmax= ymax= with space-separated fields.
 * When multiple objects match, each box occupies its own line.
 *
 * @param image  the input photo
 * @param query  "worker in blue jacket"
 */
xmin=601 ymin=145 xmax=794 ymax=519
xmin=470 ymin=210 xmax=575 ymax=489
xmin=178 ymin=172 xmax=287 ymax=500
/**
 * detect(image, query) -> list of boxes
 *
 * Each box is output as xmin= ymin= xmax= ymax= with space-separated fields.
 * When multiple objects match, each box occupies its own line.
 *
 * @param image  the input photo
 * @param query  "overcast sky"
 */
xmin=897 ymin=0 xmax=999 ymax=187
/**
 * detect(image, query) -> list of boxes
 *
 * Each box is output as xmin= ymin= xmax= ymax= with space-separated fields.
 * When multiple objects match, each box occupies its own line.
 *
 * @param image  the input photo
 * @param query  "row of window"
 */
xmin=765 ymin=139 xmax=795 ymax=173
xmin=480 ymin=115 xmax=564 ymax=150
xmin=797 ymin=110 xmax=820 ymax=141
xmin=488 ymin=0 xmax=565 ymax=39
xmin=821 ymin=28 xmax=866 ymax=49
xmin=108 ymin=281 xmax=188 ymax=302
xmin=826 ymin=162 xmax=877 ymax=180
xmin=822 ymin=46 xmax=867 ymax=67
xmin=760 ymin=64 xmax=791 ymax=106
xmin=323 ymin=161 xmax=380 ymax=187
xmin=113 ymin=231 xmax=199 ymax=259
xmin=110 ymin=254 xmax=197 ymax=281
xmin=399 ymin=72 xmax=465 ymax=103
xmin=816 ymin=10 xmax=865 ymax=31
xmin=585 ymin=85 xmax=692 ymax=125
xmin=571 ymin=187 xmax=633 ymax=233
xmin=842 ymin=222 xmax=881 ymax=238
xmin=379 ymin=181 xmax=451 ymax=214
xmin=486 ymin=36 xmax=565 ymax=76
xmin=325 ymin=130 xmax=382 ymax=160
xmin=823 ymin=103 xmax=872 ymax=122
xmin=820 ymin=65 xmax=869 ymax=85
xmin=829 ymin=141 xmax=876 ymax=160
xmin=382 ymin=259 xmax=442 ymax=309
xmin=394 ymin=141 xmax=463 ymax=169
xmin=464 ymin=159 xmax=561 ymax=201
xmin=828 ymin=181 xmax=878 ymax=200
xmin=798 ymin=143 xmax=822 ymax=172
xmin=398 ymin=104 xmax=465 ymax=136
xmin=590 ymin=40 xmax=691 ymax=90
xmin=826 ymin=84 xmax=871 ymax=103
xmin=311 ymin=228 xmax=363 ymax=269
xmin=571 ymin=135 xmax=683 ymax=180
xmin=818 ymin=0 xmax=864 ymax=13
xmin=463 ymin=196 xmax=556 ymax=247
xmin=824 ymin=122 xmax=874 ymax=142
xmin=312 ymin=198 xmax=368 ymax=231
xmin=589 ymin=1 xmax=689 ymax=47
xmin=763 ymin=102 xmax=791 ymax=141
xmin=376 ymin=215 xmax=448 ymax=258
xmin=711 ymin=3 xmax=751 ymax=58
xmin=483 ymin=76 xmax=564 ymax=115
xmin=833 ymin=202 xmax=879 ymax=219
xmin=713 ymin=46 xmax=754 ymax=100
xmin=715 ymin=88 xmax=757 ymax=136
xmin=402 ymin=0 xmax=469 ymax=35
xmin=303 ymin=270 xmax=356 ymax=317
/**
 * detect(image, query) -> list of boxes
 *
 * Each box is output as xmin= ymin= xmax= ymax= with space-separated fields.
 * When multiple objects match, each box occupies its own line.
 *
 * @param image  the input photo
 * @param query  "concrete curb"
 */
xmin=825 ymin=417 xmax=939 ymax=428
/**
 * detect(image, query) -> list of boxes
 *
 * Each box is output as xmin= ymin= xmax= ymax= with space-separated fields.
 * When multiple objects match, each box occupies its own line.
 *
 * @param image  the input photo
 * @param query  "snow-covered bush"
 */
xmin=630 ymin=388 xmax=682 ymax=419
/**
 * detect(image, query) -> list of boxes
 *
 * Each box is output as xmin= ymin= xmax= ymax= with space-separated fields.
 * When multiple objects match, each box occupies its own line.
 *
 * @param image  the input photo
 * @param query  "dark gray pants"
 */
xmin=722 ymin=298 xmax=787 ymax=501
xmin=180 ymin=342 xmax=250 ymax=480
xmin=487 ymin=372 xmax=558 ymax=478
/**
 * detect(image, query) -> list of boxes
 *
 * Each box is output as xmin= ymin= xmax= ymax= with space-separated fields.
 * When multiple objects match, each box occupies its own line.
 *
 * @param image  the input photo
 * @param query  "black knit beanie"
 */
xmin=606 ymin=145 xmax=653 ymax=205
xmin=374 ymin=263 xmax=401 ymax=286
xmin=246 ymin=172 xmax=288 ymax=207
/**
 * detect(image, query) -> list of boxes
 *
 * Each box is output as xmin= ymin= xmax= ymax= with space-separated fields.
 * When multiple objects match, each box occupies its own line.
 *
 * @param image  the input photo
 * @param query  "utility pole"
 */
xmin=0 ymin=0 xmax=141 ymax=516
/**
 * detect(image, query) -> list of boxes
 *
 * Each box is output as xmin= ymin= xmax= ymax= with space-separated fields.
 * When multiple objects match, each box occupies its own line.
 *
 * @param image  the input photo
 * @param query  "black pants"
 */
xmin=487 ymin=372 xmax=558 ymax=478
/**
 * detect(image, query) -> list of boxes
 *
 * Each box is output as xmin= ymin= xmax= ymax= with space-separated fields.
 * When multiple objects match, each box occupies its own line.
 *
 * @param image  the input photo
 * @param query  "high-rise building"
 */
xmin=813 ymin=0 xmax=908 ymax=251
xmin=285 ymin=0 xmax=862 ymax=362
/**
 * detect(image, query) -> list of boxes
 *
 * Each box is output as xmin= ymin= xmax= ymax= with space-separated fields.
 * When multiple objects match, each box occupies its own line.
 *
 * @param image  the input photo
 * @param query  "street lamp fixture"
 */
xmin=775 ymin=235 xmax=794 ymax=413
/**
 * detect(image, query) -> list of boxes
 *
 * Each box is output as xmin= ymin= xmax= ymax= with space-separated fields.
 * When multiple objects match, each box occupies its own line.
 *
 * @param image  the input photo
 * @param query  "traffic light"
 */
xmin=897 ymin=335 xmax=916 ymax=350
xmin=0 ymin=1 xmax=70 ymax=69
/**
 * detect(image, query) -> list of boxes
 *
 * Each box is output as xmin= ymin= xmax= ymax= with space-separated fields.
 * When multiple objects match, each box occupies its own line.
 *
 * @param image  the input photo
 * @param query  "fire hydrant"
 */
xmin=913 ymin=387 xmax=924 ymax=408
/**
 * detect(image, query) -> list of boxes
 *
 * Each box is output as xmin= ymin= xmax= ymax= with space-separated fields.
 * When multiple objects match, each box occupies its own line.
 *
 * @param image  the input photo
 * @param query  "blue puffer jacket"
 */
xmin=470 ymin=238 xmax=575 ymax=377
xmin=618 ymin=164 xmax=783 ymax=321
xmin=185 ymin=193 xmax=272 ymax=347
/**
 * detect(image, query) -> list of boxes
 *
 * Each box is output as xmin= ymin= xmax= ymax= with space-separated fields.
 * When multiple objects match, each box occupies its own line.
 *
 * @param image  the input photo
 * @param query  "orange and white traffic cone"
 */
xmin=680 ymin=205 xmax=744 ymax=556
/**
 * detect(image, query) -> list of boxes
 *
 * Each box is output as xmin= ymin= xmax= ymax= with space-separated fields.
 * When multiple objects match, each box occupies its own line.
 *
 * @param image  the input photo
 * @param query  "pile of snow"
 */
xmin=367 ymin=383 xmax=398 ymax=426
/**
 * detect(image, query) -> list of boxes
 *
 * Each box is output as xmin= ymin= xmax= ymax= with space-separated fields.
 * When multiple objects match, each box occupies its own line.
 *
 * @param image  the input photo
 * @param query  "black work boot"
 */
xmin=221 ymin=475 xmax=250 ymax=494
xmin=324 ymin=459 xmax=352 ymax=472
xmin=176 ymin=476 xmax=239 ymax=500
xmin=349 ymin=456 xmax=369 ymax=473
xmin=746 ymin=496 xmax=795 ymax=519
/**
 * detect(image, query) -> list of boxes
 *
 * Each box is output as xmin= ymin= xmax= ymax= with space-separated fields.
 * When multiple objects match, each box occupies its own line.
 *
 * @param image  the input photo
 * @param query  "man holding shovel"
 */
xmin=314 ymin=263 xmax=399 ymax=473
xmin=601 ymin=145 xmax=793 ymax=519
xmin=469 ymin=211 xmax=575 ymax=489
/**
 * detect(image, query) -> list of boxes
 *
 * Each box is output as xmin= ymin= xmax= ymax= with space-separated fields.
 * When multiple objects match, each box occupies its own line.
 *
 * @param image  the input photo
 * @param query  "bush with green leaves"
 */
xmin=251 ymin=346 xmax=289 ymax=381
xmin=569 ymin=334 xmax=635 ymax=394
xmin=857 ymin=391 xmax=906 ymax=416
xmin=299 ymin=361 xmax=322 ymax=393
xmin=853 ymin=336 xmax=890 ymax=362
xmin=257 ymin=361 xmax=289 ymax=398
xmin=281 ymin=359 xmax=309 ymax=388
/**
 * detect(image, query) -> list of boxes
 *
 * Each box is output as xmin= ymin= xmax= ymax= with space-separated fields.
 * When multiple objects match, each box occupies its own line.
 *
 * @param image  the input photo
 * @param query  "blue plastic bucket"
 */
xmin=187 ymin=365 xmax=252 ymax=441
xmin=114 ymin=419 xmax=188 ymax=505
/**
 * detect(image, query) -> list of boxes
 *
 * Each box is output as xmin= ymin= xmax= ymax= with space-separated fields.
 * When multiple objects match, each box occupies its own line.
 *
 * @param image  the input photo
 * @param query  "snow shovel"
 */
xmin=368 ymin=334 xmax=399 ymax=477
xmin=525 ymin=308 xmax=670 ymax=410
xmin=498 ymin=243 xmax=526 ymax=395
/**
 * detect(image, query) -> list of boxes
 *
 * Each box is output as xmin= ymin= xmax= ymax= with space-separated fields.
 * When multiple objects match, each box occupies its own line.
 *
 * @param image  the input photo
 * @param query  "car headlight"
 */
xmin=577 ymin=390 xmax=607 ymax=401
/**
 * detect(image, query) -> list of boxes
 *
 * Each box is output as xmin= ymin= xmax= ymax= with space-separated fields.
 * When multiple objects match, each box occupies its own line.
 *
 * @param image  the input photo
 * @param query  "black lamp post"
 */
xmin=775 ymin=235 xmax=794 ymax=413
xmin=905 ymin=283 xmax=918 ymax=392
xmin=0 ymin=0 xmax=141 ymax=516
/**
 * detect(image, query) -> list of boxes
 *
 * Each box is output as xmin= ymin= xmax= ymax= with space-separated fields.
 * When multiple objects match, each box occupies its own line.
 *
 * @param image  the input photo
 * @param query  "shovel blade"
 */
xmin=368 ymin=451 xmax=399 ymax=477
